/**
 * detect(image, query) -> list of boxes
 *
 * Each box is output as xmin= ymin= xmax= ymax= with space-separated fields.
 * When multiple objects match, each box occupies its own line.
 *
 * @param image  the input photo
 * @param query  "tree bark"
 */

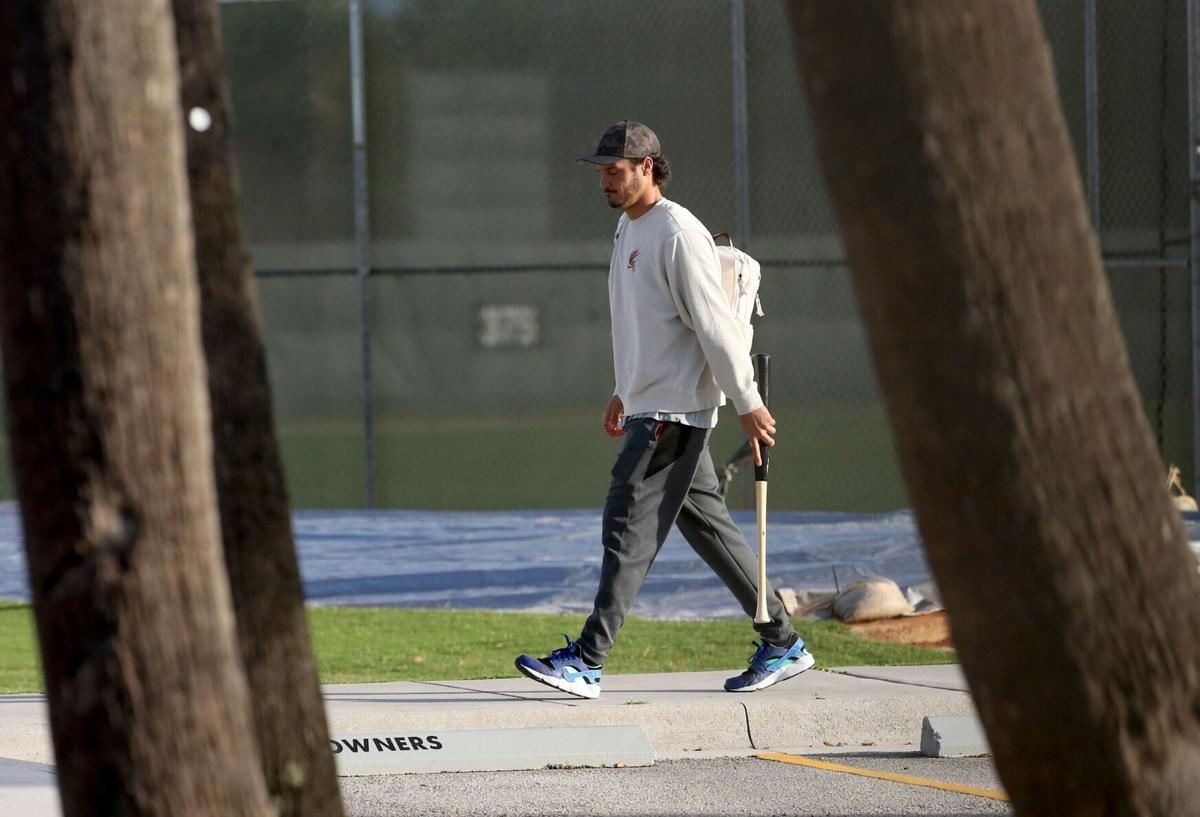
xmin=170 ymin=2 xmax=346 ymax=815
xmin=0 ymin=2 xmax=273 ymax=815
xmin=789 ymin=1 xmax=1200 ymax=813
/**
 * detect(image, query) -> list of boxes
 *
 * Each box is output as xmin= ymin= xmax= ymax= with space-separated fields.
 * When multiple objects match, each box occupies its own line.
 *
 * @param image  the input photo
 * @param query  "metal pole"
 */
xmin=1084 ymin=0 xmax=1101 ymax=230
xmin=1188 ymin=0 xmax=1200 ymax=493
xmin=731 ymin=0 xmax=751 ymax=248
xmin=349 ymin=0 xmax=376 ymax=508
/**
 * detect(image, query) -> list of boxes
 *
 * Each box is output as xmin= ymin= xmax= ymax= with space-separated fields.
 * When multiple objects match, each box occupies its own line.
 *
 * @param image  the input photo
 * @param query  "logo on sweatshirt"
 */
xmin=626 ymin=249 xmax=639 ymax=271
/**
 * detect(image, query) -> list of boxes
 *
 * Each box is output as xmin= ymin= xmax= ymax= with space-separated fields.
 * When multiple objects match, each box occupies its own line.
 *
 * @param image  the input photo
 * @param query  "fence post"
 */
xmin=349 ymin=0 xmax=376 ymax=508
xmin=1084 ymin=0 xmax=1101 ymax=229
xmin=731 ymin=0 xmax=750 ymax=248
xmin=1189 ymin=0 xmax=1200 ymax=494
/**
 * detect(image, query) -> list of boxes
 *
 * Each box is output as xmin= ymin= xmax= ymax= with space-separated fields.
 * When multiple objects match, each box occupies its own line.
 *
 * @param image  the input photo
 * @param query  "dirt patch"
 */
xmin=846 ymin=610 xmax=953 ymax=651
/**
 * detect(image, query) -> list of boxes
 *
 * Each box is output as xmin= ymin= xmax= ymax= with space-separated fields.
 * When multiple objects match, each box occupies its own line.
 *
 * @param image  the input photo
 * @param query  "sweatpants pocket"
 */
xmin=645 ymin=422 xmax=694 ymax=478
xmin=609 ymin=419 xmax=658 ymax=483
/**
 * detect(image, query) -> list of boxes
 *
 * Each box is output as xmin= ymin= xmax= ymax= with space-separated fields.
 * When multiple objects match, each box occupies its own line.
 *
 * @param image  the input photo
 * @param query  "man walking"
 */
xmin=515 ymin=121 xmax=812 ymax=698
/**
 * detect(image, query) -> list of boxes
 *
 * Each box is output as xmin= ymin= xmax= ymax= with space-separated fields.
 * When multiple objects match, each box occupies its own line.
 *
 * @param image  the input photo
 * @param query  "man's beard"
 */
xmin=606 ymin=182 xmax=638 ymax=209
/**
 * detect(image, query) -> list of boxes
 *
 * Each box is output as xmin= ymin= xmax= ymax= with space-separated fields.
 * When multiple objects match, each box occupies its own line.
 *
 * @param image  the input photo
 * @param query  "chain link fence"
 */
xmin=3 ymin=1 xmax=1190 ymax=512
xmin=233 ymin=0 xmax=1196 ymax=511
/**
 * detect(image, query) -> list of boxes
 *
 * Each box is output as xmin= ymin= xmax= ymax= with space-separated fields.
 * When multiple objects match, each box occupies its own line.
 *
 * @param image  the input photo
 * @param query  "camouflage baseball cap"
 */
xmin=577 ymin=120 xmax=661 ymax=165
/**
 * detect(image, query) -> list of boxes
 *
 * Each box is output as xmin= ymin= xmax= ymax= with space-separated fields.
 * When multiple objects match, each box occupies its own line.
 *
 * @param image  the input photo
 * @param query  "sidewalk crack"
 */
xmin=420 ymin=681 xmax=579 ymax=707
xmin=741 ymin=702 xmax=758 ymax=750
xmin=831 ymin=670 xmax=967 ymax=693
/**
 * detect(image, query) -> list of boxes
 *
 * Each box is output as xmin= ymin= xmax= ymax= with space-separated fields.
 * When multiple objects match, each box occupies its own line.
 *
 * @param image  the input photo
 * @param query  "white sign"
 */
xmin=478 ymin=304 xmax=540 ymax=349
xmin=331 ymin=725 xmax=654 ymax=776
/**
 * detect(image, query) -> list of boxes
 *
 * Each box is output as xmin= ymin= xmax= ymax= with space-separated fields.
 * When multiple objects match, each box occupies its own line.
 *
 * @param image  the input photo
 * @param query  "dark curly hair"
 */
xmin=648 ymin=154 xmax=671 ymax=188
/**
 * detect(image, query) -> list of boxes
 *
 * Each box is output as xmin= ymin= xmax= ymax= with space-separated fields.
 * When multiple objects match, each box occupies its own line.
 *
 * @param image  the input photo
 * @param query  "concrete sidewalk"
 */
xmin=0 ymin=665 xmax=977 ymax=815
xmin=322 ymin=664 xmax=975 ymax=758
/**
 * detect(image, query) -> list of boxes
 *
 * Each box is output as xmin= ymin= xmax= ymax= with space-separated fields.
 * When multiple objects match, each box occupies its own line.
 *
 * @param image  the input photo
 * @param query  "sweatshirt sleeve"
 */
xmin=664 ymin=229 xmax=764 ymax=415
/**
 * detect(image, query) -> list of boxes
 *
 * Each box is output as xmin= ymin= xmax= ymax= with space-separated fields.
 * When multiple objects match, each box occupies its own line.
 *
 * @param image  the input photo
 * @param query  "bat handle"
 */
xmin=752 ymin=353 xmax=770 ymax=482
xmin=754 ymin=480 xmax=771 ymax=624
xmin=751 ymin=352 xmax=772 ymax=625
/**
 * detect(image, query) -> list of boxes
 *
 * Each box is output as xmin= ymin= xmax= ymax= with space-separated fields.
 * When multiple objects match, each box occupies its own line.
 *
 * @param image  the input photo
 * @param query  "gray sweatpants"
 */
xmin=576 ymin=417 xmax=795 ymax=667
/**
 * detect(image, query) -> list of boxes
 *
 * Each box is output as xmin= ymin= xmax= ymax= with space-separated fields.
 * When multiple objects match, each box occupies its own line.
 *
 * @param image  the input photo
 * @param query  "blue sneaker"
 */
xmin=515 ymin=635 xmax=603 ymax=699
xmin=724 ymin=636 xmax=815 ymax=692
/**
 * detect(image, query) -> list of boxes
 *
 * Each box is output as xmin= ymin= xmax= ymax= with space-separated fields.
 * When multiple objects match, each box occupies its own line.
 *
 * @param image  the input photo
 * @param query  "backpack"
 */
xmin=713 ymin=232 xmax=763 ymax=342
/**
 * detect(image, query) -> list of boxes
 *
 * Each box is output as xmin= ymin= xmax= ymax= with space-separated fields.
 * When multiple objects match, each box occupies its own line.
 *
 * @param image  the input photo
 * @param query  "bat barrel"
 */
xmin=754 ymin=480 xmax=770 ymax=623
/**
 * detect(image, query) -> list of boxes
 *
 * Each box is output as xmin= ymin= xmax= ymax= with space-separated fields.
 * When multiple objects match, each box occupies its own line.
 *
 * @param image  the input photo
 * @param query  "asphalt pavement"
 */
xmin=338 ymin=754 xmax=1011 ymax=817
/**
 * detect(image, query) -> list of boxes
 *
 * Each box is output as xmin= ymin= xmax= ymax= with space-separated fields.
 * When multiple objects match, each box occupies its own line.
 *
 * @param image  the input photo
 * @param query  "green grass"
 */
xmin=0 ymin=602 xmax=953 ymax=694
xmin=0 ymin=600 xmax=40 ymax=693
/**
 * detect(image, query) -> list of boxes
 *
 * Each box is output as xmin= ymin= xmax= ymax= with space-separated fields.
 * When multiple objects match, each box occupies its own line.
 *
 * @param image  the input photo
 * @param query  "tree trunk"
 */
xmin=789 ymin=1 xmax=1200 ymax=813
xmin=0 ymin=2 xmax=273 ymax=815
xmin=171 ymin=2 xmax=346 ymax=815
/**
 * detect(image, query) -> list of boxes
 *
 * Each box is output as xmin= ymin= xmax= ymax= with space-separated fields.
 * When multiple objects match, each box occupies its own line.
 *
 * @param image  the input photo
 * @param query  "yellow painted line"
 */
xmin=755 ymin=752 xmax=1009 ymax=802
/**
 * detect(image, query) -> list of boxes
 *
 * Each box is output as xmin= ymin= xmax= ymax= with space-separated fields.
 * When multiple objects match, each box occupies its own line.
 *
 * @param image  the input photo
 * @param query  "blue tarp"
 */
xmin=2 ymin=502 xmax=1196 ymax=620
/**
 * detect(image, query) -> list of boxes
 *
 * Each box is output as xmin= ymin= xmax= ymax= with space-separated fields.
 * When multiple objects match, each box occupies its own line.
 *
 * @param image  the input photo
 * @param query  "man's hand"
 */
xmin=602 ymin=395 xmax=625 ymax=437
xmin=738 ymin=405 xmax=776 ymax=466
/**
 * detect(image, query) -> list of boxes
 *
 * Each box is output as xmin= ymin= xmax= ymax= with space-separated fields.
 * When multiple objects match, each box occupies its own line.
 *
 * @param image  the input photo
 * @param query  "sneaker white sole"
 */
xmin=726 ymin=651 xmax=816 ymax=693
xmin=516 ymin=663 xmax=601 ymax=699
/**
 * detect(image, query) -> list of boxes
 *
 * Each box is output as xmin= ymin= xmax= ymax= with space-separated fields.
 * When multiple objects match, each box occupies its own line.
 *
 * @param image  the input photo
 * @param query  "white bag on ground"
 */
xmin=832 ymin=577 xmax=914 ymax=623
xmin=775 ymin=587 xmax=836 ymax=619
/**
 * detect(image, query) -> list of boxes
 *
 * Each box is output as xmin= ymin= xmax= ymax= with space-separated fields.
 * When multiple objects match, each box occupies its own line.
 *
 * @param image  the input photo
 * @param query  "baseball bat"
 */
xmin=752 ymin=353 xmax=771 ymax=624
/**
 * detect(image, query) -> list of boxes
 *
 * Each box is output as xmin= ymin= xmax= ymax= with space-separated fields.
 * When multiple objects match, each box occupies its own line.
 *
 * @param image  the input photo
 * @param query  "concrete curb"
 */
xmin=331 ymin=725 xmax=654 ymax=775
xmin=920 ymin=714 xmax=991 ymax=757
xmin=0 ymin=757 xmax=58 ymax=817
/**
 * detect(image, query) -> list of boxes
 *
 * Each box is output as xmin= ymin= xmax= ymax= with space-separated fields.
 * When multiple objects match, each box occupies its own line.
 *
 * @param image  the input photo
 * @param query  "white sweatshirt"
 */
xmin=609 ymin=198 xmax=763 ymax=418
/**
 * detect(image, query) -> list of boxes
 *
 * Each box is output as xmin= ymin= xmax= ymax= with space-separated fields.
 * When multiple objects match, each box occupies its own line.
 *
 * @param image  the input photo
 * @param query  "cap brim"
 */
xmin=577 ymin=153 xmax=627 ymax=165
